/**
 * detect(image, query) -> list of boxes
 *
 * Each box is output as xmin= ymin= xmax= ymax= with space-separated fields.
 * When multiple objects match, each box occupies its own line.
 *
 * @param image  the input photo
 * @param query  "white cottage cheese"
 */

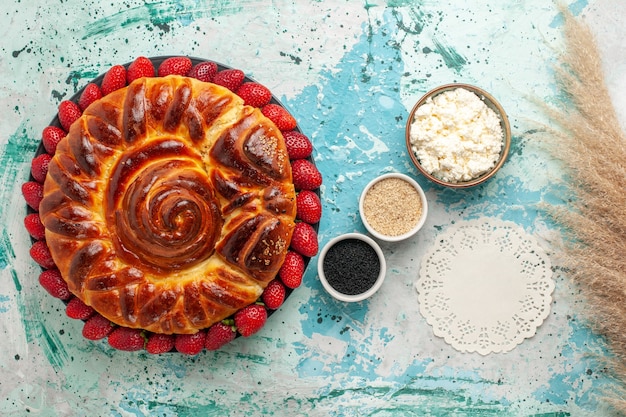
xmin=409 ymin=87 xmax=504 ymax=183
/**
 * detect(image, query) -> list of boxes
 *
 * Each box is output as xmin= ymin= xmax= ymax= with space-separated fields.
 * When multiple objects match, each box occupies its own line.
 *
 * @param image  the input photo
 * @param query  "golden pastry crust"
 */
xmin=39 ymin=75 xmax=296 ymax=334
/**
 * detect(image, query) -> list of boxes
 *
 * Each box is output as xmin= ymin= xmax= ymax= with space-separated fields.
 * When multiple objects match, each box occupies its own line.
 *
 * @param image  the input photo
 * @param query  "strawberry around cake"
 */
xmin=23 ymin=56 xmax=322 ymax=354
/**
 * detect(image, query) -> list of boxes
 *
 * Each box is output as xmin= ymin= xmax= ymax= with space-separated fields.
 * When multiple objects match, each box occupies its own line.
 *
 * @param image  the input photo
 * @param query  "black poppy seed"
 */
xmin=322 ymin=238 xmax=381 ymax=295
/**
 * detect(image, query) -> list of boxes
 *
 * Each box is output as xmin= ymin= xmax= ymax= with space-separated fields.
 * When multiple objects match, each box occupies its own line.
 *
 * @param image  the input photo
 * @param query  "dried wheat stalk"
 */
xmin=540 ymin=6 xmax=626 ymax=413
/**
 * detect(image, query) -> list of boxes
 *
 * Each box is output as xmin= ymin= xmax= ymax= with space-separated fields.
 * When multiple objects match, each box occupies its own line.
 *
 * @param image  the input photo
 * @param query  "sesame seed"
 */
xmin=362 ymin=177 xmax=422 ymax=236
xmin=322 ymin=238 xmax=380 ymax=295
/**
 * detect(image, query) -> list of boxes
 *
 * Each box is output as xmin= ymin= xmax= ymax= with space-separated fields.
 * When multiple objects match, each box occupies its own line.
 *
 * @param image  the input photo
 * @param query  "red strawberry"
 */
xmin=174 ymin=332 xmax=206 ymax=355
xmin=57 ymin=100 xmax=82 ymax=131
xmin=262 ymin=280 xmax=286 ymax=310
xmin=291 ymin=159 xmax=323 ymax=190
xmin=261 ymin=104 xmax=297 ymax=131
xmin=145 ymin=333 xmax=175 ymax=354
xmin=205 ymin=321 xmax=236 ymax=351
xmin=65 ymin=296 xmax=95 ymax=320
xmin=234 ymin=304 xmax=267 ymax=337
xmin=187 ymin=61 xmax=218 ymax=82
xmin=290 ymin=222 xmax=318 ymax=258
xmin=42 ymin=125 xmax=66 ymax=155
xmin=126 ymin=56 xmax=155 ymax=84
xmin=158 ymin=56 xmax=192 ymax=77
xmin=30 ymin=153 xmax=52 ymax=183
xmin=22 ymin=181 xmax=44 ymax=211
xmin=213 ymin=69 xmax=245 ymax=92
xmin=101 ymin=65 xmax=127 ymax=96
xmin=283 ymin=130 xmax=313 ymax=160
xmin=296 ymin=190 xmax=322 ymax=224
xmin=78 ymin=83 xmax=102 ymax=111
xmin=82 ymin=314 xmax=115 ymax=340
xmin=38 ymin=269 xmax=70 ymax=300
xmin=278 ymin=251 xmax=305 ymax=289
xmin=30 ymin=240 xmax=56 ymax=269
xmin=24 ymin=213 xmax=46 ymax=240
xmin=236 ymin=82 xmax=272 ymax=108
xmin=108 ymin=326 xmax=145 ymax=351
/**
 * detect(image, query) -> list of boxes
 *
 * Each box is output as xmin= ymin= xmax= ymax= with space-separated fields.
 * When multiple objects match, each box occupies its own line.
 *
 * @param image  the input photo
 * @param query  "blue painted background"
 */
xmin=0 ymin=0 xmax=621 ymax=416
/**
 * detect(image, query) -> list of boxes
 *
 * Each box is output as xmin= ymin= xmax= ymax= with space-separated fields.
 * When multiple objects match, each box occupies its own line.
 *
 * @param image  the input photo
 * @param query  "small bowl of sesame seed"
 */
xmin=317 ymin=233 xmax=387 ymax=302
xmin=358 ymin=173 xmax=428 ymax=242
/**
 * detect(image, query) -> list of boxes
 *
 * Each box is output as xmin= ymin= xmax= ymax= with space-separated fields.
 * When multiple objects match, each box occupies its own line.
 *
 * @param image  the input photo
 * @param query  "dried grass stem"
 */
xmin=539 ymin=6 xmax=626 ymax=413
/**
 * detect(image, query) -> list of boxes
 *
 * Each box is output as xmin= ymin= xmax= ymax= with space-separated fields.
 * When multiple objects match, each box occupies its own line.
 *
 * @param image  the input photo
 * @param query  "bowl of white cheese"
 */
xmin=405 ymin=84 xmax=511 ymax=188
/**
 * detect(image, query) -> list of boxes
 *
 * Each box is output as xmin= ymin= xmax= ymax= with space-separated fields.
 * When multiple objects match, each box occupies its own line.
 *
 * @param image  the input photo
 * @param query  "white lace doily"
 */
xmin=415 ymin=218 xmax=554 ymax=355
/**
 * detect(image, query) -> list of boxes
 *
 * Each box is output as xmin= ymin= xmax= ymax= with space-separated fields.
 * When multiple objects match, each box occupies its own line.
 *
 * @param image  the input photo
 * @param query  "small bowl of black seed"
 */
xmin=317 ymin=233 xmax=386 ymax=302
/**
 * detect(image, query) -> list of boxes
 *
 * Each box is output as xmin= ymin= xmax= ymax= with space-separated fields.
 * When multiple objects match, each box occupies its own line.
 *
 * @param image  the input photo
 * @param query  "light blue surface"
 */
xmin=0 ymin=0 xmax=623 ymax=416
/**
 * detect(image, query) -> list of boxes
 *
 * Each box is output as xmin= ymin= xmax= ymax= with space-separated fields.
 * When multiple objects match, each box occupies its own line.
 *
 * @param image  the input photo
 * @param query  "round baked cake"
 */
xmin=40 ymin=74 xmax=296 ymax=334
xmin=24 ymin=56 xmax=322 ymax=353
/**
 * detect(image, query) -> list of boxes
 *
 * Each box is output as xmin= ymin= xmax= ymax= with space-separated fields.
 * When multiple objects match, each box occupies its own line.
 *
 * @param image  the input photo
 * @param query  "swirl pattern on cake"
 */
xmin=39 ymin=75 xmax=296 ymax=334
